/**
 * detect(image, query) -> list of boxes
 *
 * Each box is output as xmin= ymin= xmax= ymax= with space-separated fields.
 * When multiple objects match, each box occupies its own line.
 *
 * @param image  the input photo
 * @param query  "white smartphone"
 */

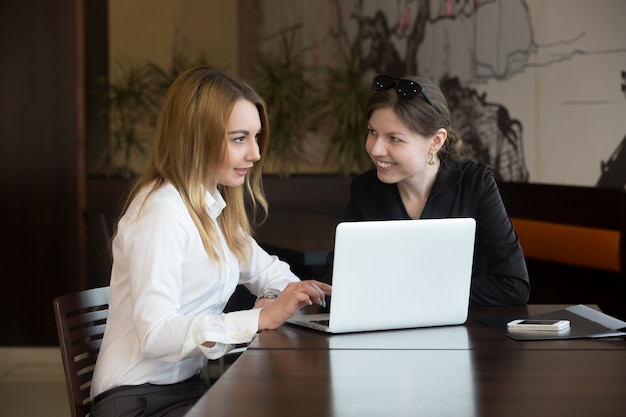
xmin=507 ymin=319 xmax=570 ymax=331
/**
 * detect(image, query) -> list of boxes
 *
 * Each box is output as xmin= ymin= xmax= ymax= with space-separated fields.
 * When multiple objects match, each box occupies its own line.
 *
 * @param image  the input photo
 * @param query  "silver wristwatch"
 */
xmin=257 ymin=288 xmax=281 ymax=301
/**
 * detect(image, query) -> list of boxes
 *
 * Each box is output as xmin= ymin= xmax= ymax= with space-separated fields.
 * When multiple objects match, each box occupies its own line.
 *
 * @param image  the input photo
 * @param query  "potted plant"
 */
xmin=320 ymin=45 xmax=371 ymax=175
xmin=100 ymin=58 xmax=162 ymax=178
xmin=99 ymin=52 xmax=210 ymax=178
xmin=253 ymin=26 xmax=322 ymax=176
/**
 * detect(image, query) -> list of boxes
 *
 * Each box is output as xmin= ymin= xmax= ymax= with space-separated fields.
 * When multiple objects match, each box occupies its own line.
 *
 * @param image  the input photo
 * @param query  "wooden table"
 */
xmin=187 ymin=305 xmax=626 ymax=416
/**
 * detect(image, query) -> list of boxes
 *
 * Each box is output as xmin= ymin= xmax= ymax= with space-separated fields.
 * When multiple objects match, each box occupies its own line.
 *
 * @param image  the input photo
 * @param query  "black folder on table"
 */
xmin=481 ymin=304 xmax=626 ymax=341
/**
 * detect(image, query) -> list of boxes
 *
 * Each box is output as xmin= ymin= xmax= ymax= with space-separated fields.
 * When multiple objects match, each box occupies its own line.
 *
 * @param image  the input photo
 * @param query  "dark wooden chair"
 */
xmin=53 ymin=285 xmax=246 ymax=415
xmin=53 ymin=286 xmax=109 ymax=417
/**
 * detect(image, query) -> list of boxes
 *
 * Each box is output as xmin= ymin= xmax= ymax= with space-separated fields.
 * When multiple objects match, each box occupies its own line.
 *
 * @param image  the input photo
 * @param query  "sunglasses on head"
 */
xmin=371 ymin=75 xmax=439 ymax=112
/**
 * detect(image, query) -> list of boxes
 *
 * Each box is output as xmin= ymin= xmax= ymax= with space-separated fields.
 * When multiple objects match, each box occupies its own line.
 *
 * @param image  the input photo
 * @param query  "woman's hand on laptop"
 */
xmin=258 ymin=280 xmax=332 ymax=331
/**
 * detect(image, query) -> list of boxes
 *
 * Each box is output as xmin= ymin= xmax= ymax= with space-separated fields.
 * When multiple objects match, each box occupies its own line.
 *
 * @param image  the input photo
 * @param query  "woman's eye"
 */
xmin=233 ymin=136 xmax=245 ymax=143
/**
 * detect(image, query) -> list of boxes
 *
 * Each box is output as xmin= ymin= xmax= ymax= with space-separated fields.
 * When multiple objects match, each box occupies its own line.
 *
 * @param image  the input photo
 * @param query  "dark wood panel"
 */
xmin=497 ymin=182 xmax=626 ymax=320
xmin=0 ymin=0 xmax=84 ymax=345
xmin=498 ymin=181 xmax=624 ymax=230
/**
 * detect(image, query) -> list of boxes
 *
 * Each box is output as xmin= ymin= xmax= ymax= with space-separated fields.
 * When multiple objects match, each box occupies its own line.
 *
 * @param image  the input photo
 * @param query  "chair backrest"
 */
xmin=53 ymin=286 xmax=109 ymax=417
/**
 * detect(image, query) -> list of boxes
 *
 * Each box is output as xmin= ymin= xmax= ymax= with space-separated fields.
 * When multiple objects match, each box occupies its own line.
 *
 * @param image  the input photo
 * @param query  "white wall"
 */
xmin=479 ymin=0 xmax=626 ymax=186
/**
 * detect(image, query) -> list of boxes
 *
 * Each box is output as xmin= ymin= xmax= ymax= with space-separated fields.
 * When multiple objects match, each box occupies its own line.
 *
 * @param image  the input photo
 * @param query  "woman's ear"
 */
xmin=431 ymin=128 xmax=448 ymax=152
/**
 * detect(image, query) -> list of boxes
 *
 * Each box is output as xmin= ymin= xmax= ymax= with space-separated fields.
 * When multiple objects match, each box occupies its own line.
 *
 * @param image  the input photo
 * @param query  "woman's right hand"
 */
xmin=258 ymin=280 xmax=332 ymax=331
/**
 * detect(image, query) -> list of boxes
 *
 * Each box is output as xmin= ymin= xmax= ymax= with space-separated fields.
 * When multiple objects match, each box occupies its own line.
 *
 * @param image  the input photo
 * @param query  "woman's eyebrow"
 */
xmin=227 ymin=129 xmax=250 ymax=135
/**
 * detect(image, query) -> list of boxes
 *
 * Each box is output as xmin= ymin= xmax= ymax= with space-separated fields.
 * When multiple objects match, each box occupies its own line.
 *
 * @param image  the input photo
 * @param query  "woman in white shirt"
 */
xmin=91 ymin=67 xmax=331 ymax=416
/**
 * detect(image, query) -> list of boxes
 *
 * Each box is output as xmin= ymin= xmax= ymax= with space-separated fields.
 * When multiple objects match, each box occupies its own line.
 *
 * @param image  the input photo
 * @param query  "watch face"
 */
xmin=262 ymin=288 xmax=281 ymax=299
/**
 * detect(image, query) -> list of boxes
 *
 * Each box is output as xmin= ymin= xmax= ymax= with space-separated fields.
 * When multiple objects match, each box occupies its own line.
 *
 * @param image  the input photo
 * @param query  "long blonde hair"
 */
xmin=117 ymin=67 xmax=269 ymax=263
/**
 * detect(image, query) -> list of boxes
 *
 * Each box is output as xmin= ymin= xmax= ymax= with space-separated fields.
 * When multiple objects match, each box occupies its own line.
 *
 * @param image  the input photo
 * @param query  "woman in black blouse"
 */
xmin=326 ymin=75 xmax=529 ymax=306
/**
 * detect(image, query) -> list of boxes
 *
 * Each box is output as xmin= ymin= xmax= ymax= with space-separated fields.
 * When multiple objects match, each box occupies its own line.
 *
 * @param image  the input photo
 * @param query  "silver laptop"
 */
xmin=287 ymin=218 xmax=476 ymax=333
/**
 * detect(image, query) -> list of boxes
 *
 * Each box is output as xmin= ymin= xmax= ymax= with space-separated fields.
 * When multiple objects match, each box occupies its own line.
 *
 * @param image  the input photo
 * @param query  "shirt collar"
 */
xmin=205 ymin=188 xmax=227 ymax=219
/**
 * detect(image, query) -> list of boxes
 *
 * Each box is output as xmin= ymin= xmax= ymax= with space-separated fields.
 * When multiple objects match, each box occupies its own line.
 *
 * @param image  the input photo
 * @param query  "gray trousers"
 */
xmin=91 ymin=376 xmax=210 ymax=417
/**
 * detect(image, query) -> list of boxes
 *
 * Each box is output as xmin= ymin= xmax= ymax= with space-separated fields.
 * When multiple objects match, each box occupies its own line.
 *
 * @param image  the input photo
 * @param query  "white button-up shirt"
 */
xmin=91 ymin=184 xmax=299 ymax=397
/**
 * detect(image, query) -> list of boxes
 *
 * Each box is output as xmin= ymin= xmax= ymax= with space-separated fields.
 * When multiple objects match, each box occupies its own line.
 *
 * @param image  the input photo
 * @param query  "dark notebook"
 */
xmin=481 ymin=304 xmax=626 ymax=341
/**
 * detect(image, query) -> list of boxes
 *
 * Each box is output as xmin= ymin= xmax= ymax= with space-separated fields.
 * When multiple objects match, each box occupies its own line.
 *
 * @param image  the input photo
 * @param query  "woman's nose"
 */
xmin=368 ymin=136 xmax=386 ymax=156
xmin=247 ymin=141 xmax=261 ymax=162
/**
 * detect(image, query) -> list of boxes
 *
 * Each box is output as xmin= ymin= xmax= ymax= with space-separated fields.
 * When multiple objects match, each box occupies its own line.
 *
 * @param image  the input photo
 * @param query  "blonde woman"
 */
xmin=91 ymin=67 xmax=331 ymax=416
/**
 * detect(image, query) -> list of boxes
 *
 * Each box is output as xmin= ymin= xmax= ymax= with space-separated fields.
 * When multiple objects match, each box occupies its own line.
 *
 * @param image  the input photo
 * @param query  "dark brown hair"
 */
xmin=366 ymin=76 xmax=464 ymax=163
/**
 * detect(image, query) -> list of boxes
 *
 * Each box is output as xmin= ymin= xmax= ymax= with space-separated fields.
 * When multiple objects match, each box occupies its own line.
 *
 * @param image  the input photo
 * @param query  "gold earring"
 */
xmin=428 ymin=153 xmax=436 ymax=166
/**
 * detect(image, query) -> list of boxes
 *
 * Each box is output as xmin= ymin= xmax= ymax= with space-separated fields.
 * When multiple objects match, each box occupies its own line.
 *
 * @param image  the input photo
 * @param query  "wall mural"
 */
xmin=350 ymin=0 xmax=535 ymax=182
xmin=596 ymin=70 xmax=626 ymax=188
xmin=253 ymin=0 xmax=626 ymax=188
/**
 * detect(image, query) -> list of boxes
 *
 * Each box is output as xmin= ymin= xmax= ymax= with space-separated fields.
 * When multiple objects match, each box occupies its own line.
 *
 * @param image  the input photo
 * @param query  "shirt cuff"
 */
xmin=195 ymin=309 xmax=261 ymax=360
xmin=222 ymin=308 xmax=261 ymax=343
xmin=198 ymin=342 xmax=230 ymax=359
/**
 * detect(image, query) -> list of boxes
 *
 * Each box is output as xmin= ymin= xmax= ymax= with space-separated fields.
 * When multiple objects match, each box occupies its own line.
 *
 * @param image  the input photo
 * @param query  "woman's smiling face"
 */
xmin=365 ymin=107 xmax=435 ymax=184
xmin=217 ymin=99 xmax=262 ymax=187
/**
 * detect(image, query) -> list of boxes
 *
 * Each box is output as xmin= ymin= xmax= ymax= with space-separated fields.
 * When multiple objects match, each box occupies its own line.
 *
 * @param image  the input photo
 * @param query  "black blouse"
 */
xmin=329 ymin=159 xmax=530 ymax=306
